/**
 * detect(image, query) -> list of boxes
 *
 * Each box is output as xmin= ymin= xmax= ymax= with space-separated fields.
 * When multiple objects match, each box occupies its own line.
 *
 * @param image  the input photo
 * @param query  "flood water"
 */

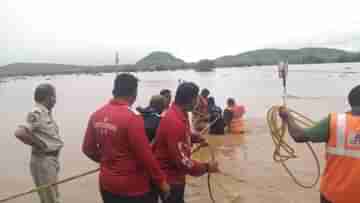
xmin=1 ymin=62 xmax=359 ymax=202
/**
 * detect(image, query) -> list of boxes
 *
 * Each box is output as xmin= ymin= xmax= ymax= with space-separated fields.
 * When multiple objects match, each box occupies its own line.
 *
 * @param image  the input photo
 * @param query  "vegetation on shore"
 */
xmin=1 ymin=48 xmax=359 ymax=78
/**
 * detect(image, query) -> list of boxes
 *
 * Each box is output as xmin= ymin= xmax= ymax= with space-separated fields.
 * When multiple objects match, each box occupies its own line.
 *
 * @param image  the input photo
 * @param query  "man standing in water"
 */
xmin=207 ymin=97 xmax=225 ymax=135
xmin=279 ymin=85 xmax=360 ymax=203
xmin=14 ymin=84 xmax=63 ymax=203
xmin=153 ymin=82 xmax=219 ymax=203
xmin=82 ymin=73 xmax=170 ymax=203
xmin=192 ymin=88 xmax=210 ymax=131
xmin=224 ymin=98 xmax=246 ymax=134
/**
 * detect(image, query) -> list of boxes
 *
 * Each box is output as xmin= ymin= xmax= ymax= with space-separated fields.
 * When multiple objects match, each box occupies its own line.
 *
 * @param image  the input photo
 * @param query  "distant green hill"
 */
xmin=215 ymin=48 xmax=360 ymax=67
xmin=1 ymin=48 xmax=360 ymax=78
xmin=0 ymin=63 xmax=135 ymax=77
xmin=136 ymin=51 xmax=185 ymax=68
xmin=193 ymin=59 xmax=215 ymax=72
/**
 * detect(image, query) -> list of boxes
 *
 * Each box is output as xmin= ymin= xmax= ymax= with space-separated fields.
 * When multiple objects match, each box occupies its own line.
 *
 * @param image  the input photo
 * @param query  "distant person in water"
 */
xmin=223 ymin=98 xmax=246 ymax=134
xmin=207 ymin=97 xmax=225 ymax=135
xmin=192 ymin=88 xmax=210 ymax=131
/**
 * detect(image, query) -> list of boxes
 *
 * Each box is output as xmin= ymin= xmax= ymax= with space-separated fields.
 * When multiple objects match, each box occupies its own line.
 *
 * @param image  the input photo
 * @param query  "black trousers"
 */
xmin=100 ymin=189 xmax=151 ymax=203
xmin=321 ymin=194 xmax=332 ymax=203
xmin=150 ymin=184 xmax=186 ymax=203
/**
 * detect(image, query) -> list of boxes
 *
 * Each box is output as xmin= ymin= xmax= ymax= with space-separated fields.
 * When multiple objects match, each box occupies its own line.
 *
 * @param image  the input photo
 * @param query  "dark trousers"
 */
xmin=148 ymin=183 xmax=160 ymax=203
xmin=150 ymin=184 xmax=186 ymax=203
xmin=321 ymin=194 xmax=332 ymax=203
xmin=163 ymin=184 xmax=185 ymax=203
xmin=100 ymin=189 xmax=151 ymax=203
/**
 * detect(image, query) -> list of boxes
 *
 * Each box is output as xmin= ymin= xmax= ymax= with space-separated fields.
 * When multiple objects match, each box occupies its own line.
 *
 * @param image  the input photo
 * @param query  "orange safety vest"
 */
xmin=227 ymin=105 xmax=245 ymax=134
xmin=320 ymin=113 xmax=360 ymax=203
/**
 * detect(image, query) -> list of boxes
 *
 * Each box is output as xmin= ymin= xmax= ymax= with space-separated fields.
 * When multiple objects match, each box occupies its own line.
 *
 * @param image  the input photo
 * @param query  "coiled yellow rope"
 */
xmin=266 ymin=105 xmax=321 ymax=188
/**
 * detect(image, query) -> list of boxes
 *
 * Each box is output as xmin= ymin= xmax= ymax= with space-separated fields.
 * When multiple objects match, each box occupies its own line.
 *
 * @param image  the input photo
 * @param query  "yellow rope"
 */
xmin=197 ymin=117 xmax=218 ymax=203
xmin=0 ymin=168 xmax=99 ymax=203
xmin=266 ymin=105 xmax=321 ymax=188
xmin=193 ymin=115 xmax=248 ymax=203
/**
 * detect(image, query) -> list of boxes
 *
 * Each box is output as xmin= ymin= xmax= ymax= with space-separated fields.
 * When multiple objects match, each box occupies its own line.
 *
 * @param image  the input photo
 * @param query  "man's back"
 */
xmin=91 ymin=100 xmax=137 ymax=167
xmin=153 ymin=104 xmax=189 ymax=183
xmin=83 ymin=99 xmax=165 ymax=196
xmin=153 ymin=104 xmax=208 ymax=185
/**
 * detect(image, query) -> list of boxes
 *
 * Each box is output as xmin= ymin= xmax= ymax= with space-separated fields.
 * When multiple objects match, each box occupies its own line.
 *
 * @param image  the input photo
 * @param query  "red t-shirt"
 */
xmin=153 ymin=103 xmax=208 ymax=185
xmin=82 ymin=99 xmax=166 ymax=196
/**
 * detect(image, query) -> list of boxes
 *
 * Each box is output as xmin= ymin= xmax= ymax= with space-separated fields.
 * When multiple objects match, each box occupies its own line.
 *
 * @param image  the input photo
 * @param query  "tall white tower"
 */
xmin=115 ymin=51 xmax=119 ymax=65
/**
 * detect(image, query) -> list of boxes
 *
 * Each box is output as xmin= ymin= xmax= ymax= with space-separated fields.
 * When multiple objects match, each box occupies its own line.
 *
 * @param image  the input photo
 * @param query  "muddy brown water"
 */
xmin=0 ymin=65 xmax=355 ymax=202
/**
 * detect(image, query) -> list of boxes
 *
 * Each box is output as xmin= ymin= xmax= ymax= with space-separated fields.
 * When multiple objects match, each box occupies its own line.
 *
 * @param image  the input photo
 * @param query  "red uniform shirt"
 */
xmin=82 ymin=99 xmax=166 ymax=196
xmin=153 ymin=103 xmax=208 ymax=185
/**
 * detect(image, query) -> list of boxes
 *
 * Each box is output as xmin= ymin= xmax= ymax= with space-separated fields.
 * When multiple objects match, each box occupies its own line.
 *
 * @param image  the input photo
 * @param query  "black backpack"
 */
xmin=137 ymin=107 xmax=162 ymax=143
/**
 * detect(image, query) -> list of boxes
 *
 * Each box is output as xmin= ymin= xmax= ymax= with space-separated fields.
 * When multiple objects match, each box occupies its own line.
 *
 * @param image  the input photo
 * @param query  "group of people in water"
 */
xmin=13 ymin=73 xmax=246 ymax=203
xmin=12 ymin=70 xmax=360 ymax=203
xmin=82 ymin=73 xmax=249 ymax=203
xmin=137 ymin=86 xmax=246 ymax=143
xmin=191 ymin=88 xmax=246 ymax=135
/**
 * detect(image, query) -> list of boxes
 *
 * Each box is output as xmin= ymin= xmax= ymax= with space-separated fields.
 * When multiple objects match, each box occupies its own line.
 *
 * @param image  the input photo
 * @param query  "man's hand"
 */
xmin=207 ymin=160 xmax=220 ymax=173
xmin=14 ymin=127 xmax=34 ymax=146
xmin=278 ymin=106 xmax=290 ymax=121
xmin=159 ymin=181 xmax=171 ymax=199
xmin=197 ymin=133 xmax=207 ymax=145
xmin=191 ymin=132 xmax=206 ymax=144
xmin=278 ymin=107 xmax=310 ymax=143
xmin=199 ymin=141 xmax=209 ymax=148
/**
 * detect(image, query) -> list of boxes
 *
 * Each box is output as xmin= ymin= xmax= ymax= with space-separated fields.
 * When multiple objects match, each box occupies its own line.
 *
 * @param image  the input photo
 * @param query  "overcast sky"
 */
xmin=1 ymin=0 xmax=360 ymax=66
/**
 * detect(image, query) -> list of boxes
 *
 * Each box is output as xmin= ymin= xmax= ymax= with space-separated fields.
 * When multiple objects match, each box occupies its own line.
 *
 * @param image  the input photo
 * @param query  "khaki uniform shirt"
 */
xmin=20 ymin=103 xmax=63 ymax=154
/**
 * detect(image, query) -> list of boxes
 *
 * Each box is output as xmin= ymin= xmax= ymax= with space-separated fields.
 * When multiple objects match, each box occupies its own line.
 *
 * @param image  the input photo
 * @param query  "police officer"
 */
xmin=14 ymin=83 xmax=63 ymax=203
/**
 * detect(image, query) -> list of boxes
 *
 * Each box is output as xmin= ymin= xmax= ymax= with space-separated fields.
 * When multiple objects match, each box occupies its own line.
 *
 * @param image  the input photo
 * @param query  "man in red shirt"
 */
xmin=82 ymin=73 xmax=170 ymax=203
xmin=153 ymin=82 xmax=219 ymax=203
